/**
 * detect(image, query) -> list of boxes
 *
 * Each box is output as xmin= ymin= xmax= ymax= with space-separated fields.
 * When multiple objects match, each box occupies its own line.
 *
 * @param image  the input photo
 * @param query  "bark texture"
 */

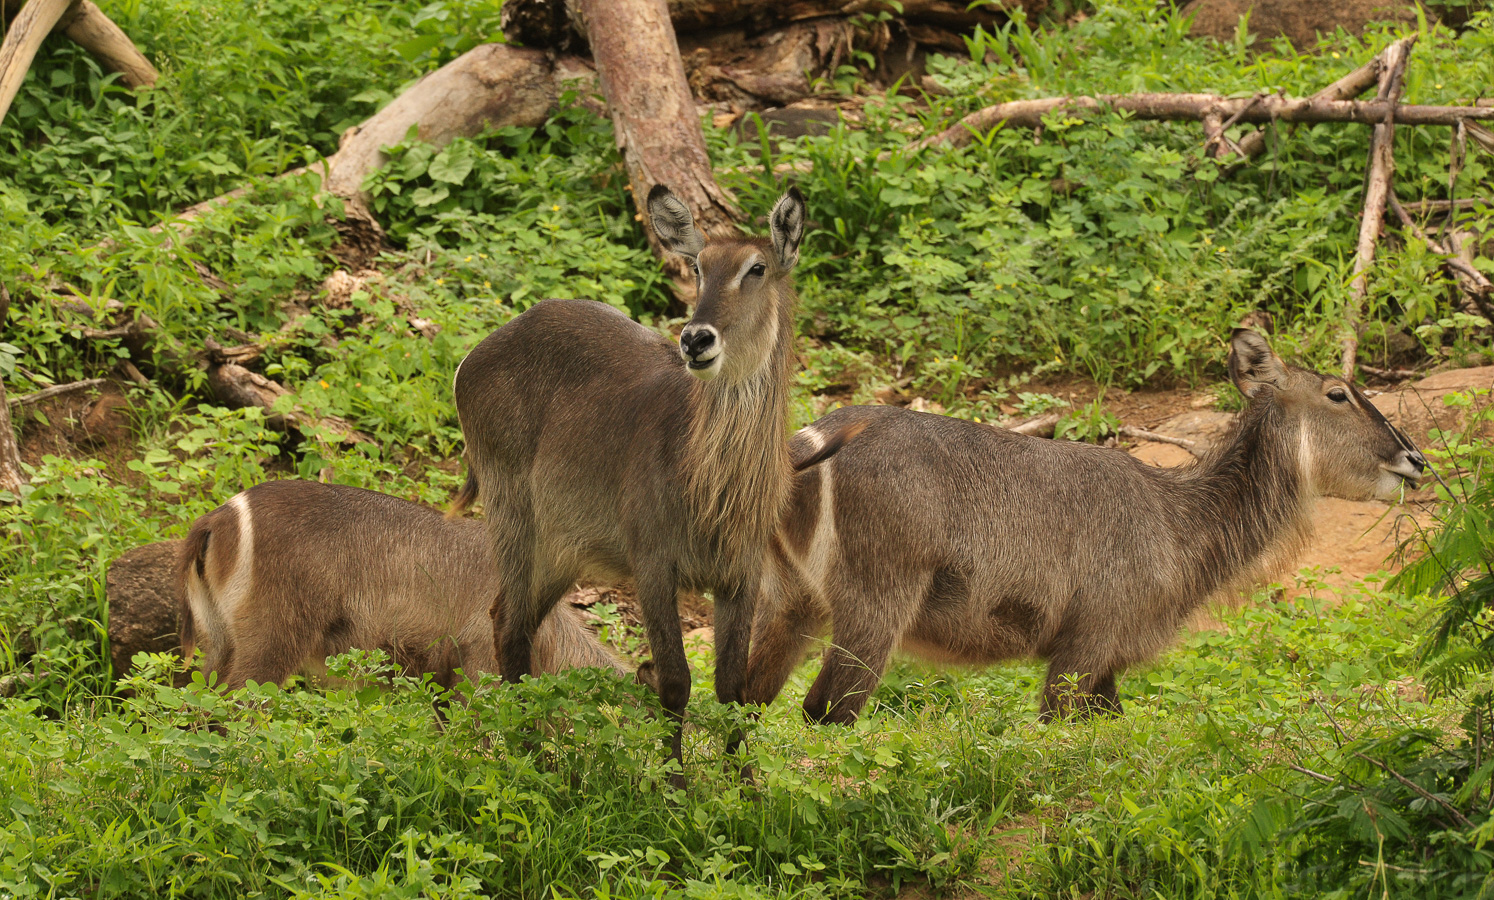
xmin=573 ymin=0 xmax=741 ymax=253
xmin=59 ymin=1 xmax=158 ymax=88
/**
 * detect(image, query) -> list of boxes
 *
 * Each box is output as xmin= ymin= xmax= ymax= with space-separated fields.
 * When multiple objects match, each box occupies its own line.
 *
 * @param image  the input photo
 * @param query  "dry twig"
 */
xmin=7 ymin=378 xmax=108 ymax=408
xmin=1342 ymin=36 xmax=1415 ymax=378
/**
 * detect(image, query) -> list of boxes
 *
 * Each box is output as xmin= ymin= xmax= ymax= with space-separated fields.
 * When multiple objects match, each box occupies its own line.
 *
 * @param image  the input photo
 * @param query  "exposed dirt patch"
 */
xmin=1181 ymin=0 xmax=1416 ymax=50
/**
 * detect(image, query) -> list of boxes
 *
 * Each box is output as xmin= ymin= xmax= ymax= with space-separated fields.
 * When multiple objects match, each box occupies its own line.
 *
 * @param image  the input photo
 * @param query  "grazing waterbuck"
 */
xmin=746 ymin=329 xmax=1427 ymax=723
xmin=450 ymin=185 xmax=806 ymax=778
xmin=178 ymin=480 xmax=625 ymax=690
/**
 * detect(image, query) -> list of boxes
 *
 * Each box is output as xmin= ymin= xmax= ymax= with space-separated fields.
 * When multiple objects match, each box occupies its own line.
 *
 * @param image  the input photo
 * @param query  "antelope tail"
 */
xmin=175 ymin=520 xmax=213 ymax=665
xmin=446 ymin=469 xmax=480 ymax=519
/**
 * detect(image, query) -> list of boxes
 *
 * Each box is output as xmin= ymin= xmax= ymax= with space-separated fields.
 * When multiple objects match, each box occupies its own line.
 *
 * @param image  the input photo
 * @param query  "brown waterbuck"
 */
xmin=450 ymin=185 xmax=806 ymax=779
xmin=178 ymin=480 xmax=626 ymax=690
xmin=745 ymin=329 xmax=1427 ymax=723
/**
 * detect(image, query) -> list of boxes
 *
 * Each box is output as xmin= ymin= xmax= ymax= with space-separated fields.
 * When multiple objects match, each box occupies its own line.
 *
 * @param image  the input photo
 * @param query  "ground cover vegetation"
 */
xmin=2 ymin=0 xmax=1494 ymax=895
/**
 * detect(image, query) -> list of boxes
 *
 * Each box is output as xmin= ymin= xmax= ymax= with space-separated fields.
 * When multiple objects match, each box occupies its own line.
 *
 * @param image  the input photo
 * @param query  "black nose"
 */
xmin=681 ymin=329 xmax=716 ymax=359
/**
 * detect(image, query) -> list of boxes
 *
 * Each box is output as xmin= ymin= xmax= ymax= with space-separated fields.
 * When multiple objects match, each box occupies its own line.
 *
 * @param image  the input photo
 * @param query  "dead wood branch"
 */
xmin=1342 ymin=36 xmax=1414 ymax=378
xmin=1223 ymin=38 xmax=1409 ymax=164
xmin=1353 ymin=751 xmax=1473 ymax=830
xmin=1119 ymin=425 xmax=1204 ymax=458
xmin=909 ymin=93 xmax=1489 ymax=155
xmin=1388 ymin=194 xmax=1494 ymax=320
xmin=7 ymin=377 xmax=107 ymax=407
xmin=1402 ymin=197 xmax=1493 ymax=215
xmin=0 ymin=377 xmax=23 ymax=497
xmin=207 ymin=363 xmax=370 ymax=445
xmin=1359 ymin=364 xmax=1420 ymax=382
xmin=1002 ymin=411 xmax=1060 ymax=437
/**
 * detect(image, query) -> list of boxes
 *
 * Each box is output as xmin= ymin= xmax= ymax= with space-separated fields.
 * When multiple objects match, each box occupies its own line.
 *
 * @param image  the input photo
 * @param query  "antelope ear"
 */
xmin=769 ymin=186 xmax=805 ymax=270
xmin=1227 ymin=328 xmax=1288 ymax=398
xmin=647 ymin=185 xmax=705 ymax=258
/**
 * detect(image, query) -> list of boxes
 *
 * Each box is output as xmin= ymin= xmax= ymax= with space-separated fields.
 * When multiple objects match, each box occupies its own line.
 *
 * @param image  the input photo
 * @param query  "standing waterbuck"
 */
xmin=178 ymin=480 xmax=626 ymax=690
xmin=746 ymin=329 xmax=1427 ymax=723
xmin=451 ymin=185 xmax=806 ymax=778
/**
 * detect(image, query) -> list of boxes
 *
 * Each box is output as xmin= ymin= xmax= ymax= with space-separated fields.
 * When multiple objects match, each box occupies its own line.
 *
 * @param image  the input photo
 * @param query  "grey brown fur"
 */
xmin=746 ymin=329 xmax=1427 ymax=723
xmin=178 ymin=480 xmax=625 ymax=690
xmin=451 ymin=185 xmax=807 ymax=778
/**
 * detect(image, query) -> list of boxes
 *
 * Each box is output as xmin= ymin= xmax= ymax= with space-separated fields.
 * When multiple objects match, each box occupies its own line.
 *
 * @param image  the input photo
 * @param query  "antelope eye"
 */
xmin=747 ymin=263 xmax=767 ymax=277
xmin=1328 ymin=388 xmax=1349 ymax=403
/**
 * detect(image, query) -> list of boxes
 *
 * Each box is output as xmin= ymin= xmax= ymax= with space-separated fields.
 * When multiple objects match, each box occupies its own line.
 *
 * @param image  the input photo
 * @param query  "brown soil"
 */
xmin=1181 ymin=0 xmax=1416 ymax=50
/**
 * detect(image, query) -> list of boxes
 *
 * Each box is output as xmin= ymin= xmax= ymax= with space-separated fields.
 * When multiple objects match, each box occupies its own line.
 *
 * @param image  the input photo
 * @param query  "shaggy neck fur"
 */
xmin=1163 ymin=398 xmax=1315 ymax=604
xmin=681 ymin=286 xmax=797 ymax=572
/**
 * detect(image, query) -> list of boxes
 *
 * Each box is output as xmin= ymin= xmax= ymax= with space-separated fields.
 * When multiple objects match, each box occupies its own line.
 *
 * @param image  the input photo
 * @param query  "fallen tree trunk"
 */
xmin=910 ymin=92 xmax=1494 ymax=154
xmin=0 ymin=0 xmax=73 ymax=125
xmin=7 ymin=377 xmax=107 ymax=407
xmin=1342 ymin=36 xmax=1414 ymax=378
xmin=501 ymin=0 xmax=1021 ymax=48
xmin=56 ymin=1 xmax=156 ymax=88
xmin=0 ymin=0 xmax=156 ymax=127
xmin=321 ymin=44 xmax=592 ymax=200
xmin=573 ymin=0 xmax=741 ymax=259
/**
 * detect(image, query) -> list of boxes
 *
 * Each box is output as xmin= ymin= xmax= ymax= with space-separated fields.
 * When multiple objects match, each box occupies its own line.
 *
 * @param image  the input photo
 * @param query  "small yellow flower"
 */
xmin=319 ymin=380 xmax=329 ymax=389
xmin=951 ymin=354 xmax=958 ymax=361
xmin=464 ymin=255 xmax=473 ymax=262
xmin=1154 ymin=283 xmax=1163 ymax=291
xmin=1436 ymin=83 xmax=1444 ymax=89
xmin=1331 ymin=52 xmax=1340 ymax=59
xmin=551 ymin=204 xmax=561 ymax=212
xmin=483 ymin=281 xmax=491 ymax=289
xmin=973 ymin=417 xmax=982 ymax=423
xmin=1217 ymin=247 xmax=1226 ymax=254
xmin=435 ymin=278 xmax=445 ymax=286
xmin=479 ymin=253 xmax=488 ymax=259
xmin=1203 ymin=236 xmax=1212 ymax=245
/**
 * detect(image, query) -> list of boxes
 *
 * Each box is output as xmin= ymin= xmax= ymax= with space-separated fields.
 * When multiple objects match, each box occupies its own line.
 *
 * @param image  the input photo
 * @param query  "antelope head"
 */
xmin=648 ymin=185 xmax=805 ymax=384
xmin=1228 ymin=328 xmax=1427 ymax=501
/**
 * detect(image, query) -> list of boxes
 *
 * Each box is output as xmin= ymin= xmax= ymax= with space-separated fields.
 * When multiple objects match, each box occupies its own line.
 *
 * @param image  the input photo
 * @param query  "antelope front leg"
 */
xmin=712 ymin=581 xmax=755 ymax=777
xmin=635 ymin=566 xmax=689 ymax=789
xmin=1039 ymin=661 xmax=1123 ymax=721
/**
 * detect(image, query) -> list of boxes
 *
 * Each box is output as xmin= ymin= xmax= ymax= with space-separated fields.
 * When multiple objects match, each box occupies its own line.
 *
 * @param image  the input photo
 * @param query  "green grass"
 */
xmin=3 ymin=0 xmax=1494 ymax=896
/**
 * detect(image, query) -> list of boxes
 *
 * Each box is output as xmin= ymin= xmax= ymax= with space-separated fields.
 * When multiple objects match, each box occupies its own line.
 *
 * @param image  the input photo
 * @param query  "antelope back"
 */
xmin=178 ymin=481 xmax=625 ymax=688
xmin=1227 ymin=329 xmax=1425 ymax=502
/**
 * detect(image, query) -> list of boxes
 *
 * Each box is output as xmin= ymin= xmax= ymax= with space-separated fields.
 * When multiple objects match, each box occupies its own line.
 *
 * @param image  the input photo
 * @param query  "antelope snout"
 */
xmin=1379 ymin=448 xmax=1428 ymax=496
xmin=679 ymin=325 xmax=722 ymax=379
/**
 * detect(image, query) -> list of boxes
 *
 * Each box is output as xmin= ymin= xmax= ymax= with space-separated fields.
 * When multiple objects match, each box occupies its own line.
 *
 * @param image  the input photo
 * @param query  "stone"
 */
xmin=106 ymin=540 xmax=183 ymax=680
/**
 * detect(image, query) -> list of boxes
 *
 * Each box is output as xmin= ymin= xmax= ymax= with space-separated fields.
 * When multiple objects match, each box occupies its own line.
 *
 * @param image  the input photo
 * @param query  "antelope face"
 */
xmin=1229 ymin=329 xmax=1427 ymax=501
xmin=648 ymin=185 xmax=805 ymax=384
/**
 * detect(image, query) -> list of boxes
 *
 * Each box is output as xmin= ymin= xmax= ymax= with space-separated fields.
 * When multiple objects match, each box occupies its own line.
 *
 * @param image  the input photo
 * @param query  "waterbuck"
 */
xmin=745 ymin=329 xmax=1427 ymax=723
xmin=450 ymin=185 xmax=806 ymax=779
xmin=178 ymin=480 xmax=626 ymax=690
